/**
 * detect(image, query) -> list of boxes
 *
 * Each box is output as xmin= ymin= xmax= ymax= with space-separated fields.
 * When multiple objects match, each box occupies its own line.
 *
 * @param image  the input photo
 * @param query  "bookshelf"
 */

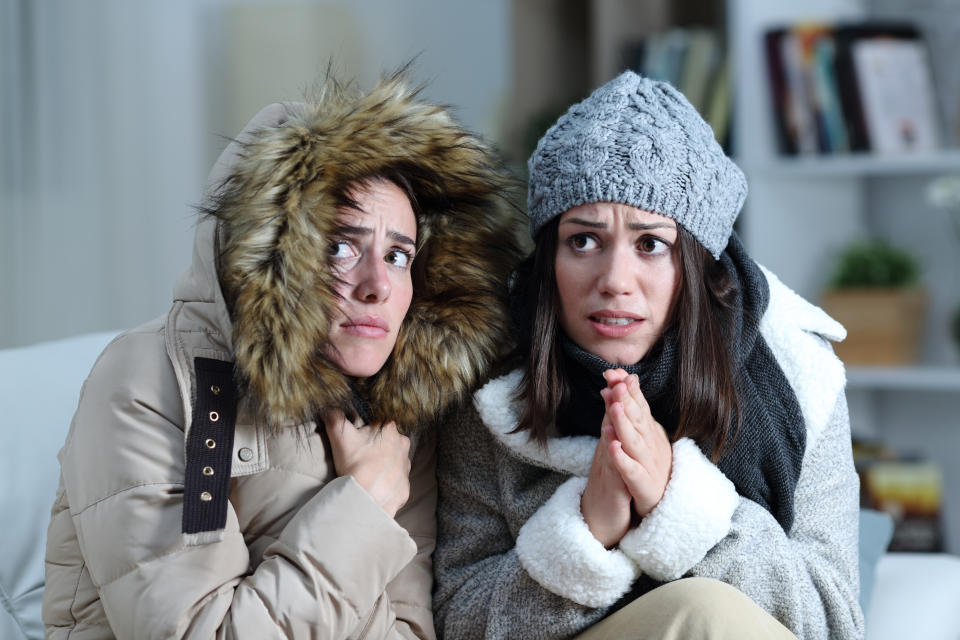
xmin=749 ymin=149 xmax=960 ymax=178
xmin=509 ymin=0 xmax=960 ymax=552
xmin=847 ymin=366 xmax=960 ymax=392
xmin=728 ymin=0 xmax=960 ymax=553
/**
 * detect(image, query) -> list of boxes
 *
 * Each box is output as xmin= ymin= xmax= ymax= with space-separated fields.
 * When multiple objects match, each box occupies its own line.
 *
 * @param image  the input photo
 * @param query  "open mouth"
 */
xmin=589 ymin=316 xmax=638 ymax=326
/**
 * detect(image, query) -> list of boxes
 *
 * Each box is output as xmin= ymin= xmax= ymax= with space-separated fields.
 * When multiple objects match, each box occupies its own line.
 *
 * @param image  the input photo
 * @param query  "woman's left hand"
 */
xmin=601 ymin=369 xmax=673 ymax=517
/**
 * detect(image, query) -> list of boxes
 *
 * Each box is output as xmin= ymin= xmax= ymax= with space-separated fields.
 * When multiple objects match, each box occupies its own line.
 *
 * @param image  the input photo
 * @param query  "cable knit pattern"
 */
xmin=526 ymin=71 xmax=747 ymax=257
xmin=515 ymin=476 xmax=640 ymax=607
xmin=618 ymin=438 xmax=739 ymax=580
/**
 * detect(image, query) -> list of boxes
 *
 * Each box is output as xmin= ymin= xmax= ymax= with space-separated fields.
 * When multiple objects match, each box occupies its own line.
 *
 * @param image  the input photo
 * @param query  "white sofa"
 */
xmin=2 ymin=331 xmax=959 ymax=639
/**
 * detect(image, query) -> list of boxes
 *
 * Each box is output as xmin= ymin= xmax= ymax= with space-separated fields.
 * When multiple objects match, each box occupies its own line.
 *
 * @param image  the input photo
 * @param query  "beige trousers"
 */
xmin=573 ymin=578 xmax=798 ymax=640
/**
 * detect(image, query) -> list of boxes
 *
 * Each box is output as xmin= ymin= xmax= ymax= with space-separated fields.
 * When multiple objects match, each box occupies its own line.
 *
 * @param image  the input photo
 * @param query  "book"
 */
xmin=705 ymin=52 xmax=732 ymax=149
xmin=641 ymin=29 xmax=690 ymax=87
xmin=794 ymin=24 xmax=835 ymax=154
xmin=763 ymin=28 xmax=797 ymax=154
xmin=679 ymin=28 xmax=721 ymax=114
xmin=780 ymin=29 xmax=819 ymax=154
xmin=853 ymin=440 xmax=945 ymax=553
xmin=813 ymin=32 xmax=850 ymax=153
xmin=861 ymin=459 xmax=944 ymax=552
xmin=766 ymin=21 xmax=943 ymax=156
xmin=852 ymin=37 xmax=940 ymax=153
xmin=833 ymin=22 xmax=935 ymax=153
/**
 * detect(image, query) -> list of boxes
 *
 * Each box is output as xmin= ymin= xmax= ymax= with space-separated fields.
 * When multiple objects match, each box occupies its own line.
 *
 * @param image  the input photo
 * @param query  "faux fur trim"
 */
xmin=759 ymin=267 xmax=847 ymax=446
xmin=515 ymin=476 xmax=639 ymax=607
xmin=618 ymin=438 xmax=738 ymax=581
xmin=204 ymin=72 xmax=525 ymax=430
xmin=474 ymin=370 xmax=594 ymax=476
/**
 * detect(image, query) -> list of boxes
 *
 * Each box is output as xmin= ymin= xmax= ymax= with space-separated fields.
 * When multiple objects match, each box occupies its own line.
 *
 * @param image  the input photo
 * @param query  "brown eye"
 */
xmin=638 ymin=236 xmax=669 ymax=255
xmin=384 ymin=249 xmax=412 ymax=268
xmin=570 ymin=234 xmax=597 ymax=251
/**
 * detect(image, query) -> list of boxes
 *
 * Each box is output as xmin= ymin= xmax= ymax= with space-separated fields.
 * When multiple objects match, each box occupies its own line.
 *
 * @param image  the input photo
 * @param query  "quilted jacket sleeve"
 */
xmin=42 ymin=330 xmax=435 ymax=640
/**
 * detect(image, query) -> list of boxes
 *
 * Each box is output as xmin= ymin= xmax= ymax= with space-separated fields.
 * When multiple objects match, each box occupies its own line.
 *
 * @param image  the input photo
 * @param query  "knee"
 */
xmin=654 ymin=577 xmax=752 ymax=619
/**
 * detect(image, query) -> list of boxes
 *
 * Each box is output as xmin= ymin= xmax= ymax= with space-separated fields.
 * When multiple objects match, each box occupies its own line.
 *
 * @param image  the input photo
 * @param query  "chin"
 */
xmin=329 ymin=349 xmax=391 ymax=378
xmin=587 ymin=343 xmax=648 ymax=367
xmin=340 ymin=359 xmax=389 ymax=378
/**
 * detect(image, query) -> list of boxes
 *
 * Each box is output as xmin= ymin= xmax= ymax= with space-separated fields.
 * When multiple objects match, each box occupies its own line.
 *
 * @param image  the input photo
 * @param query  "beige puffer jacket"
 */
xmin=42 ymin=75 xmax=524 ymax=639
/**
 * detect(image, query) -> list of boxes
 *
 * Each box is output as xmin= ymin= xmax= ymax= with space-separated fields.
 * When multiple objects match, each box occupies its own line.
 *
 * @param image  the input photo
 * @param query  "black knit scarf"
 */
xmin=552 ymin=235 xmax=805 ymax=532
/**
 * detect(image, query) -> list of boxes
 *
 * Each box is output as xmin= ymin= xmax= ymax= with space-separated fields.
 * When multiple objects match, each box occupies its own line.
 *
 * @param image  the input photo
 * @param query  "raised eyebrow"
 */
xmin=388 ymin=230 xmax=416 ymax=247
xmin=337 ymin=224 xmax=372 ymax=237
xmin=626 ymin=222 xmax=675 ymax=232
xmin=338 ymin=225 xmax=415 ymax=247
xmin=560 ymin=218 xmax=674 ymax=232
xmin=561 ymin=218 xmax=606 ymax=229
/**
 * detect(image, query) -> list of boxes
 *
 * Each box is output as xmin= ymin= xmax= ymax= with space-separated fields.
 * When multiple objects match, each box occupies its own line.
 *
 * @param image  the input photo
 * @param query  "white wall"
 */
xmin=1 ymin=0 xmax=510 ymax=348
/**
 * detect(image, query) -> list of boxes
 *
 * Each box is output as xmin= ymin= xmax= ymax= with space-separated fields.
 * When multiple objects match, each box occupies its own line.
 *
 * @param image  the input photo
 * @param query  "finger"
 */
xmin=609 ymin=401 xmax=646 ymax=462
xmin=626 ymin=374 xmax=650 ymax=415
xmin=322 ymin=408 xmax=347 ymax=428
xmin=608 ymin=438 xmax=647 ymax=487
xmin=599 ymin=427 xmax=631 ymax=489
xmin=605 ymin=382 xmax=652 ymax=446
xmin=613 ymin=376 xmax=650 ymax=426
xmin=323 ymin=409 xmax=350 ymax=440
xmin=594 ymin=424 xmax=615 ymax=464
xmin=603 ymin=368 xmax=630 ymax=390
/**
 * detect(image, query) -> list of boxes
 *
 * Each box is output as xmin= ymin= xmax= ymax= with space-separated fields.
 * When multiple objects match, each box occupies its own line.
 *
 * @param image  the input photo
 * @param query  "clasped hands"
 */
xmin=580 ymin=369 xmax=673 ymax=548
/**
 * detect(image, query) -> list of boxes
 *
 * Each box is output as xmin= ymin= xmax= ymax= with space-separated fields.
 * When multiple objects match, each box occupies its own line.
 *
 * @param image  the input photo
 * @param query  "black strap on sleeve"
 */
xmin=182 ymin=357 xmax=238 ymax=535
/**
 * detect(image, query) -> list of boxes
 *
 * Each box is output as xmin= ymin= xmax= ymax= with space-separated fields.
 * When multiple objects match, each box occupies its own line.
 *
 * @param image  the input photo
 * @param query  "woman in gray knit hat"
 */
xmin=433 ymin=71 xmax=863 ymax=639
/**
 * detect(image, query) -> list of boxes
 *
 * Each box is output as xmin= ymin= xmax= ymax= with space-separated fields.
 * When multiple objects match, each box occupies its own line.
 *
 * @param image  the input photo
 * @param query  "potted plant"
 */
xmin=821 ymin=240 xmax=926 ymax=365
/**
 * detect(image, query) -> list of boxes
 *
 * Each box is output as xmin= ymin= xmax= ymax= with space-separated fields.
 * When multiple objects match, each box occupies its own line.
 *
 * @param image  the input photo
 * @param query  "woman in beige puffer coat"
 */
xmin=41 ymin=72 xmax=524 ymax=640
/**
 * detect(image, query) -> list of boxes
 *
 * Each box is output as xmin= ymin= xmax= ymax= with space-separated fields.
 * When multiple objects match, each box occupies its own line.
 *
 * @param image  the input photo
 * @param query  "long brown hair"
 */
xmin=513 ymin=219 xmax=741 ymax=461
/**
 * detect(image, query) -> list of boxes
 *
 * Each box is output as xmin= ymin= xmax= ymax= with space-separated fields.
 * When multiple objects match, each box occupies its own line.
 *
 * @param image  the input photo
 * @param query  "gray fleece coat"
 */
xmin=433 ymin=268 xmax=865 ymax=640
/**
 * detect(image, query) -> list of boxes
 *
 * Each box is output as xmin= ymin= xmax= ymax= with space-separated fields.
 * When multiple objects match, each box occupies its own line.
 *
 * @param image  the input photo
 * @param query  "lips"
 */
xmin=587 ymin=310 xmax=644 ymax=337
xmin=340 ymin=315 xmax=389 ymax=338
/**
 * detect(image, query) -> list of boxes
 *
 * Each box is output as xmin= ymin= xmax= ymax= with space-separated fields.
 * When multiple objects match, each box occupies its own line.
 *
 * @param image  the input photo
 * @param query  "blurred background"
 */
xmin=2 ymin=0 xmax=959 ymax=550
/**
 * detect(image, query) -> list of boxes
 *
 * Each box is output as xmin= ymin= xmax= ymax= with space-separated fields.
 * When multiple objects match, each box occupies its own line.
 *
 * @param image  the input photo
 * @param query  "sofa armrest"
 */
xmin=0 ymin=331 xmax=118 ymax=640
xmin=865 ymin=552 xmax=960 ymax=640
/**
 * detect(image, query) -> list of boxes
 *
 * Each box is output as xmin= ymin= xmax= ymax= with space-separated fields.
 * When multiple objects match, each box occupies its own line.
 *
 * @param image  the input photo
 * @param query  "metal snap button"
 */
xmin=199 ymin=491 xmax=213 ymax=502
xmin=205 ymin=438 xmax=216 ymax=449
xmin=238 ymin=447 xmax=254 ymax=462
xmin=209 ymin=411 xmax=219 ymax=422
xmin=202 ymin=466 xmax=214 ymax=476
xmin=210 ymin=384 xmax=221 ymax=395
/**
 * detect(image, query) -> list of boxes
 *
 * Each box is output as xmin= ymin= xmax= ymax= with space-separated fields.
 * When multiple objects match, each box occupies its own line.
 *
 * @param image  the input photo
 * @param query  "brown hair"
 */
xmin=513 ymin=219 xmax=741 ymax=461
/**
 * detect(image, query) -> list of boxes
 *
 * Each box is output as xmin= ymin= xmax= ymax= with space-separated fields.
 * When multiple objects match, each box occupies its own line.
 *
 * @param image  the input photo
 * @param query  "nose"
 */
xmin=597 ymin=243 xmax=636 ymax=296
xmin=352 ymin=254 xmax=391 ymax=303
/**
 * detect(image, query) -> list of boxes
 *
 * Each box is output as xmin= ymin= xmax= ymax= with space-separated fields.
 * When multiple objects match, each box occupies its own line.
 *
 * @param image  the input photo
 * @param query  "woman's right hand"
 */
xmin=580 ymin=424 xmax=634 ymax=548
xmin=601 ymin=369 xmax=672 ymax=517
xmin=324 ymin=410 xmax=411 ymax=518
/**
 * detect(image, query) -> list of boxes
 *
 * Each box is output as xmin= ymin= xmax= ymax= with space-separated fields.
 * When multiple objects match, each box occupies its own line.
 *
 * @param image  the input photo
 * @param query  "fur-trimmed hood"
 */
xmin=175 ymin=73 xmax=525 ymax=431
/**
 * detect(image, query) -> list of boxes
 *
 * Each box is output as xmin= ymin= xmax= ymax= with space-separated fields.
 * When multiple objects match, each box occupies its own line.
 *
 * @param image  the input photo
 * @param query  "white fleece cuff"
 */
xmin=618 ymin=438 xmax=738 ymax=581
xmin=516 ymin=476 xmax=639 ymax=608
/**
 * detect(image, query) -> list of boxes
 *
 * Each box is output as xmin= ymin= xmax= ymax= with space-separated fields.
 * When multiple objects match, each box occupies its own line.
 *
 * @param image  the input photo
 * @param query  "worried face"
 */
xmin=325 ymin=179 xmax=417 ymax=378
xmin=554 ymin=202 xmax=680 ymax=366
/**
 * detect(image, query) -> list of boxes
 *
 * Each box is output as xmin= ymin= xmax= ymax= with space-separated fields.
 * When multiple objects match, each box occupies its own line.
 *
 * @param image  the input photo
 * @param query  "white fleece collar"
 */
xmin=473 ymin=370 xmax=595 ymax=477
xmin=759 ymin=266 xmax=847 ymax=446
xmin=476 ymin=267 xmax=848 ymax=464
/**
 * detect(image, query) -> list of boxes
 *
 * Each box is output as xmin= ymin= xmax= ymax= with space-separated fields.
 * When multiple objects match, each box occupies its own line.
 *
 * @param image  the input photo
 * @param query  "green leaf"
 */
xmin=829 ymin=240 xmax=921 ymax=288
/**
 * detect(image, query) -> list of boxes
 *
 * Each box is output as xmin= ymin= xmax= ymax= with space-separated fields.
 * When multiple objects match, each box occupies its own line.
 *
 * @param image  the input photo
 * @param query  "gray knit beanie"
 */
xmin=527 ymin=70 xmax=747 ymax=259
